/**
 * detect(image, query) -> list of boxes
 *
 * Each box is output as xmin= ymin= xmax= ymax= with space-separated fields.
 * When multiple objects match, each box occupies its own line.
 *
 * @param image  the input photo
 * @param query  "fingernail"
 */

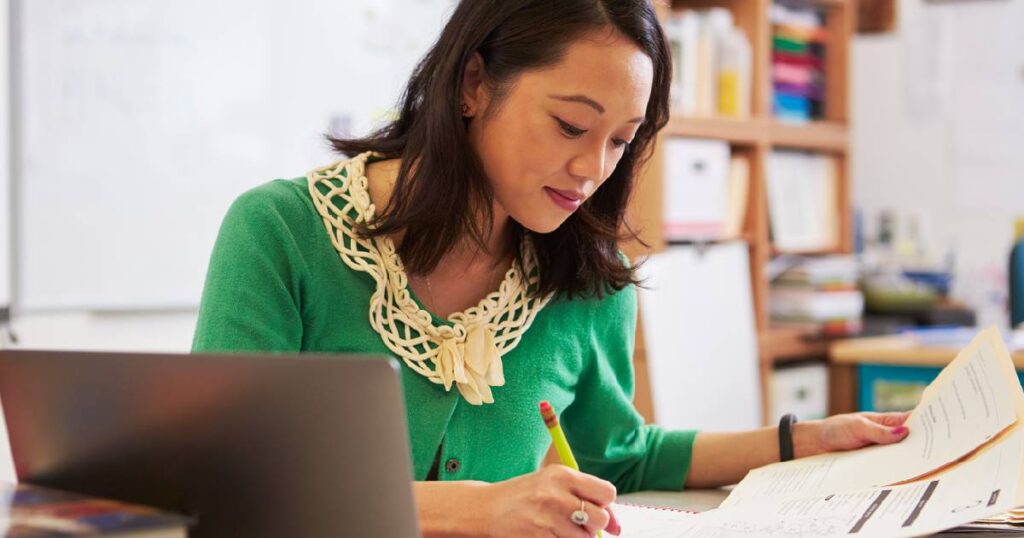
xmin=892 ymin=426 xmax=907 ymax=435
xmin=608 ymin=514 xmax=621 ymax=535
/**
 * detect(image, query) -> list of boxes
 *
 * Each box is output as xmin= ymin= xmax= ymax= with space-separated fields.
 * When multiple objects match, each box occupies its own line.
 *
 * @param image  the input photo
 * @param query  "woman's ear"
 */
xmin=460 ymin=52 xmax=488 ymax=118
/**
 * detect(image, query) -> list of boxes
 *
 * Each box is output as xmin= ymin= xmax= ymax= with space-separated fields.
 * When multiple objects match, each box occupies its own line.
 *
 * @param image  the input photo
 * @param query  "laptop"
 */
xmin=0 ymin=350 xmax=421 ymax=537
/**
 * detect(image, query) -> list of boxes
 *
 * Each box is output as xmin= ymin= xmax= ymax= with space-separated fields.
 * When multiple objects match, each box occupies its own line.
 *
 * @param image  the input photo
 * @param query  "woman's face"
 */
xmin=464 ymin=29 xmax=654 ymax=234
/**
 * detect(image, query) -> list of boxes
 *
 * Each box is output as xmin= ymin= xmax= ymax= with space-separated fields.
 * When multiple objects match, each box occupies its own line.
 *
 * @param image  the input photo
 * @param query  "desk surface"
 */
xmin=619 ymin=489 xmax=729 ymax=512
xmin=830 ymin=334 xmax=1024 ymax=369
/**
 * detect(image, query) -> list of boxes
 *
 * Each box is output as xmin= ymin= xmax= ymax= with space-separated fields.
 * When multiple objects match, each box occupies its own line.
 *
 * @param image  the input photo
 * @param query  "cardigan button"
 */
xmin=445 ymin=457 xmax=461 ymax=474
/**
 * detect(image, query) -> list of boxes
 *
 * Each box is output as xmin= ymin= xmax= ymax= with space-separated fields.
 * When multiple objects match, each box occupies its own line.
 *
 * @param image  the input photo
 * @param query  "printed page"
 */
xmin=693 ymin=428 xmax=1023 ymax=538
xmin=723 ymin=327 xmax=1024 ymax=507
xmin=615 ymin=430 xmax=1022 ymax=538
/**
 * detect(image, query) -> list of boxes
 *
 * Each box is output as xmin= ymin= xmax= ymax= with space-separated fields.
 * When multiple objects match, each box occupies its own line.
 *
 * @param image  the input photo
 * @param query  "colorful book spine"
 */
xmin=771 ymin=3 xmax=827 ymax=123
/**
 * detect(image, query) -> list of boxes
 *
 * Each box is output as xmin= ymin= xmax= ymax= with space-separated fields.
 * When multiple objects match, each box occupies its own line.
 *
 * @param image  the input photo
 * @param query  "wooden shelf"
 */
xmin=663 ymin=116 xmax=764 ymax=145
xmin=770 ymin=244 xmax=846 ymax=257
xmin=768 ymin=121 xmax=849 ymax=152
xmin=665 ymin=231 xmax=757 ymax=246
xmin=662 ymin=116 xmax=849 ymax=153
xmin=830 ymin=335 xmax=1024 ymax=369
xmin=809 ymin=0 xmax=853 ymax=7
xmin=759 ymin=327 xmax=834 ymax=363
xmin=857 ymin=0 xmax=897 ymax=34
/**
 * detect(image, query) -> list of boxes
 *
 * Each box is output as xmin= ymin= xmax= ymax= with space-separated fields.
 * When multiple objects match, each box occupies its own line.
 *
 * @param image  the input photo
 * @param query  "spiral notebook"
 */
xmin=613 ymin=502 xmax=701 ymax=537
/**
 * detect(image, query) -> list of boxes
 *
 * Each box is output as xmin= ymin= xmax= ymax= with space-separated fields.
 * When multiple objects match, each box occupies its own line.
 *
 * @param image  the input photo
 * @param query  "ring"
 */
xmin=570 ymin=499 xmax=589 ymax=526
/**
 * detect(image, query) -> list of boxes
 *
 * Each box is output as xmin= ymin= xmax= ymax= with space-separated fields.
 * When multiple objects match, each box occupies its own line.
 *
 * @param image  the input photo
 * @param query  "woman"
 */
xmin=193 ymin=1 xmax=909 ymax=536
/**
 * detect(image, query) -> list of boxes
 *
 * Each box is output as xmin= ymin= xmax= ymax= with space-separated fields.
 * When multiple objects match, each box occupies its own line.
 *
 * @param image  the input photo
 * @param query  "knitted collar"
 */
xmin=307 ymin=152 xmax=552 ymax=405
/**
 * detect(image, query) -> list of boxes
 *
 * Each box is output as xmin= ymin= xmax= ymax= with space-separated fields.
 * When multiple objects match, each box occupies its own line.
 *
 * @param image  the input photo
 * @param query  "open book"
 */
xmin=615 ymin=327 xmax=1024 ymax=537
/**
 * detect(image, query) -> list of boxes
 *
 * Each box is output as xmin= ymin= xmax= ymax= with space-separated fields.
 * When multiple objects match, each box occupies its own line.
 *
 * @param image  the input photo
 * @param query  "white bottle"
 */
xmin=695 ymin=9 xmax=731 ymax=117
xmin=672 ymin=10 xmax=700 ymax=116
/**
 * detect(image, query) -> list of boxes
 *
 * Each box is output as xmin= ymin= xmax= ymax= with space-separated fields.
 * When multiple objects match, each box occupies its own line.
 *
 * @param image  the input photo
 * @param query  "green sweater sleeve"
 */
xmin=192 ymin=182 xmax=310 ymax=353
xmin=561 ymin=285 xmax=698 ymax=493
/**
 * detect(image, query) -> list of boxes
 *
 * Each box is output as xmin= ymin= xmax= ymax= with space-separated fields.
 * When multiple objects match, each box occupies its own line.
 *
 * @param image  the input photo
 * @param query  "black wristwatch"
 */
xmin=778 ymin=413 xmax=798 ymax=462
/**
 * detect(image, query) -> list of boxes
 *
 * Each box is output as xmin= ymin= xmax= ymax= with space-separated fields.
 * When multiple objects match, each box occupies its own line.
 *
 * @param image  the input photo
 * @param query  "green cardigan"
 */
xmin=192 ymin=169 xmax=697 ymax=493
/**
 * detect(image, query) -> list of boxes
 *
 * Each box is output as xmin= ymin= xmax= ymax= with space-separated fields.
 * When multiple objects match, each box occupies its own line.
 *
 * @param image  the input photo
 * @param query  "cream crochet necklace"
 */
xmin=308 ymin=152 xmax=553 ymax=405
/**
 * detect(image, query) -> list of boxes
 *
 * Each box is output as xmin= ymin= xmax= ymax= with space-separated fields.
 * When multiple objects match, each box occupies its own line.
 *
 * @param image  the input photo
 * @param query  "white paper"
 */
xmin=723 ymin=328 xmax=1023 ymax=507
xmin=614 ymin=503 xmax=702 ymax=537
xmin=614 ymin=328 xmax=1024 ymax=537
xmin=637 ymin=244 xmax=761 ymax=432
xmin=700 ymin=428 xmax=1023 ymax=538
xmin=0 ymin=396 xmax=15 ymax=484
xmin=615 ymin=430 xmax=1023 ymax=538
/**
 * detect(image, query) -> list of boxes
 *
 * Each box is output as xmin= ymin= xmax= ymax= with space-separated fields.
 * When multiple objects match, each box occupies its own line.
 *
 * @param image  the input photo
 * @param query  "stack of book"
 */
xmin=770 ymin=3 xmax=827 ymax=123
xmin=0 ymin=482 xmax=189 ymax=537
xmin=770 ymin=256 xmax=864 ymax=336
xmin=664 ymin=8 xmax=752 ymax=119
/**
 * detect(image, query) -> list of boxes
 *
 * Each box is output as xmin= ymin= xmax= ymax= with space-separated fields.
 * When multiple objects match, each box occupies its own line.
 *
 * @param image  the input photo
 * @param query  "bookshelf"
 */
xmin=629 ymin=0 xmax=855 ymax=424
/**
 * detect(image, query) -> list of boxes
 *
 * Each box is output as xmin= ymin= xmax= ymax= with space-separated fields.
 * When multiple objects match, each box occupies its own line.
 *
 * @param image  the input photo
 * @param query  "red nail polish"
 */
xmin=892 ymin=426 xmax=907 ymax=435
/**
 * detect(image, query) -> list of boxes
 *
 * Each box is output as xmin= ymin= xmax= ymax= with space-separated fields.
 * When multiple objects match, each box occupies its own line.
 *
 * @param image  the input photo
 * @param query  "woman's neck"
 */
xmin=365 ymin=157 xmax=514 ymax=274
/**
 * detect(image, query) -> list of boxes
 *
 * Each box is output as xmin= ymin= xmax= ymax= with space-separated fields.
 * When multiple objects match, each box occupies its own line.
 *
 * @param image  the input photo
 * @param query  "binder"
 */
xmin=663 ymin=138 xmax=731 ymax=241
xmin=766 ymin=150 xmax=840 ymax=252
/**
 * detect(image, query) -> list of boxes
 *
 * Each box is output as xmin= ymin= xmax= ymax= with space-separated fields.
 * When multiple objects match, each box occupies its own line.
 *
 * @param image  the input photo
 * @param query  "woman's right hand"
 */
xmin=482 ymin=465 xmax=621 ymax=537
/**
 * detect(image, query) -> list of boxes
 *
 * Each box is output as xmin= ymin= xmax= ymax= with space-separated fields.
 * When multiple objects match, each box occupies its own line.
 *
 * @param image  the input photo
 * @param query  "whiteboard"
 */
xmin=14 ymin=0 xmax=455 ymax=310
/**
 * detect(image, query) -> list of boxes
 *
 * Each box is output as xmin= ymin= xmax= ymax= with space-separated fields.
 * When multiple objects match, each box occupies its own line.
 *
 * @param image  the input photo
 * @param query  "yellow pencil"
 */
xmin=539 ymin=400 xmax=602 ymax=537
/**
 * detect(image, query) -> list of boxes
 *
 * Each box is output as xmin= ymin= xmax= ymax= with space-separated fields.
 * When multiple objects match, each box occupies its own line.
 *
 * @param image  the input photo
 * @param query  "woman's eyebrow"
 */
xmin=548 ymin=94 xmax=645 ymax=124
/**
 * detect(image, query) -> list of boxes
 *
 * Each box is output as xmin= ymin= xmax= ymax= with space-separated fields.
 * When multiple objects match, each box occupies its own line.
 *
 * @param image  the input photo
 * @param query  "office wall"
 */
xmin=851 ymin=0 xmax=1024 ymax=329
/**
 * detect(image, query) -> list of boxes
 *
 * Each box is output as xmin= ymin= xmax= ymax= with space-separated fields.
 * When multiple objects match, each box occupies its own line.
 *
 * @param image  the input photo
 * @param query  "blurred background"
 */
xmin=0 ymin=0 xmax=1021 ymax=431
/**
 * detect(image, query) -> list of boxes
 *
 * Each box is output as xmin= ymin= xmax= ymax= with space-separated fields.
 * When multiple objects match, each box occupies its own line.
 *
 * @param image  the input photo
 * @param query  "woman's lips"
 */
xmin=544 ymin=187 xmax=582 ymax=211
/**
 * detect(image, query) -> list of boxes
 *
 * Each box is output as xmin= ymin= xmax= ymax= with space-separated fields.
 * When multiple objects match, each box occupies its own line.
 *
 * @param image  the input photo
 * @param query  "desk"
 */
xmin=619 ymin=489 xmax=729 ymax=512
xmin=829 ymin=334 xmax=1024 ymax=413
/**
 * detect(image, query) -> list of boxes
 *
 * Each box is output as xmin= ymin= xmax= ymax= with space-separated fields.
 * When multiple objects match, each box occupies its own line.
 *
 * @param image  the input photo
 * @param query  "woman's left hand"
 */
xmin=794 ymin=411 xmax=912 ymax=458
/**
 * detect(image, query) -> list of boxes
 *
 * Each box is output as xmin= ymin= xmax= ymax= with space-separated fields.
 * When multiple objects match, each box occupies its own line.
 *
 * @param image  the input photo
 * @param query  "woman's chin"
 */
xmin=513 ymin=214 xmax=570 ymax=235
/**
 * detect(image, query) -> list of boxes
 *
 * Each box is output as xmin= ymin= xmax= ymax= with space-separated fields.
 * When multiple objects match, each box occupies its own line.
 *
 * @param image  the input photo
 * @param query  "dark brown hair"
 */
xmin=328 ymin=0 xmax=671 ymax=299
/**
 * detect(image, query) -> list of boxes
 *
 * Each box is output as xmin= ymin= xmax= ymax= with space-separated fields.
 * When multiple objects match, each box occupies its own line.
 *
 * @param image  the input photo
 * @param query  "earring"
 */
xmin=461 ymin=102 xmax=470 ymax=116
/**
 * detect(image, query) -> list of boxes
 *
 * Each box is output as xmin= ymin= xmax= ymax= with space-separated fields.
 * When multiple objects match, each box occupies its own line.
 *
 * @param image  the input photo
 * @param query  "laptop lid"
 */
xmin=0 ymin=350 xmax=420 ymax=537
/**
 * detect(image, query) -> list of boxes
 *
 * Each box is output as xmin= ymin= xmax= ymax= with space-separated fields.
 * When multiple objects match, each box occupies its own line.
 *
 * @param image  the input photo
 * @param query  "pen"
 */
xmin=539 ymin=400 xmax=602 ymax=537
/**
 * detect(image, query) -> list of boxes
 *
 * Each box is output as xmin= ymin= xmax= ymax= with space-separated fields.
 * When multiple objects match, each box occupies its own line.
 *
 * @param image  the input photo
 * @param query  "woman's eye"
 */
xmin=556 ymin=118 xmax=586 ymax=138
xmin=612 ymin=138 xmax=630 ymax=149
